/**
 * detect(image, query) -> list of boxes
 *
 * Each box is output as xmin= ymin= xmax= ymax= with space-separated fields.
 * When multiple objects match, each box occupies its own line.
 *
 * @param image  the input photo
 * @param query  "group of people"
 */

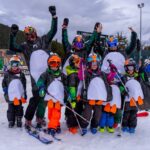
xmin=2 ymin=6 xmax=150 ymax=137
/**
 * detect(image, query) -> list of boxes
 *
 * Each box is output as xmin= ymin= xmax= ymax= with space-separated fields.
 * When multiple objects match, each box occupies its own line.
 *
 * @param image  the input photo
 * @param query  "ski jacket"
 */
xmin=2 ymin=70 xmax=26 ymax=102
xmin=81 ymin=69 xmax=112 ymax=101
xmin=66 ymin=65 xmax=80 ymax=101
xmin=9 ymin=17 xmax=57 ymax=69
xmin=62 ymin=28 xmax=102 ymax=58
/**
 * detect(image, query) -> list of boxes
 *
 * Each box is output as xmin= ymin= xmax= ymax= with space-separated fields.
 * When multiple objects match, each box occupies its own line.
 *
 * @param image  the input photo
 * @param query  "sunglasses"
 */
xmin=10 ymin=61 xmax=20 ymax=67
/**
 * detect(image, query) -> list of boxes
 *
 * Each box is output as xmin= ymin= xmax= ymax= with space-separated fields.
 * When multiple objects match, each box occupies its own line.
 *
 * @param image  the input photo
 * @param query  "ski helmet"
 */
xmin=69 ymin=54 xmax=80 ymax=68
xmin=9 ymin=55 xmax=21 ymax=72
xmin=47 ymin=53 xmax=61 ymax=68
xmin=72 ymin=35 xmax=84 ymax=51
xmin=144 ymin=58 xmax=150 ymax=66
xmin=87 ymin=53 xmax=101 ymax=68
xmin=24 ymin=26 xmax=37 ymax=42
xmin=124 ymin=58 xmax=136 ymax=72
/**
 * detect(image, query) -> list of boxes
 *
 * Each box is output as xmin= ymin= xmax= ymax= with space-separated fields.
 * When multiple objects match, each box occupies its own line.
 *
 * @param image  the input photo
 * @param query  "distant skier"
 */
xmin=2 ymin=55 xmax=27 ymax=128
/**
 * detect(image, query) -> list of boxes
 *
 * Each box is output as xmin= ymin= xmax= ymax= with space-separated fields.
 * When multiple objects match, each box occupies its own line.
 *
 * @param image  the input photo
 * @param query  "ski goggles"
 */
xmin=10 ymin=61 xmax=20 ymax=67
xmin=73 ymin=41 xmax=84 ymax=50
xmin=48 ymin=61 xmax=61 ymax=67
xmin=91 ymin=62 xmax=98 ymax=66
xmin=126 ymin=65 xmax=134 ymax=71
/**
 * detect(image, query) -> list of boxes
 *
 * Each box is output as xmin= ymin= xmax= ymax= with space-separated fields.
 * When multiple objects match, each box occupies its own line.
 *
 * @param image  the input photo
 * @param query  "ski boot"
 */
xmin=129 ymin=128 xmax=135 ymax=134
xmin=48 ymin=128 xmax=56 ymax=136
xmin=25 ymin=120 xmax=32 ymax=131
xmin=81 ymin=128 xmax=87 ymax=136
xmin=56 ymin=126 xmax=61 ymax=134
xmin=69 ymin=127 xmax=78 ymax=134
xmin=91 ymin=128 xmax=97 ymax=134
xmin=122 ymin=127 xmax=129 ymax=132
xmin=8 ymin=121 xmax=15 ymax=128
xmin=36 ymin=117 xmax=46 ymax=128
xmin=107 ymin=127 xmax=115 ymax=133
xmin=99 ymin=127 xmax=105 ymax=133
xmin=16 ymin=117 xmax=22 ymax=128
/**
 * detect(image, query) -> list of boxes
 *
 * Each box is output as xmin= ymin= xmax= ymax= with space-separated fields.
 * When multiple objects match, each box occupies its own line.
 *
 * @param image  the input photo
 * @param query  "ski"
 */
xmin=26 ymin=127 xmax=53 ymax=144
xmin=137 ymin=111 xmax=149 ymax=117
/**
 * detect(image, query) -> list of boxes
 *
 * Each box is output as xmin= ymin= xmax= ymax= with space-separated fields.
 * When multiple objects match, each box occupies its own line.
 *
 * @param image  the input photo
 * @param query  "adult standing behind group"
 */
xmin=9 ymin=6 xmax=58 ymax=129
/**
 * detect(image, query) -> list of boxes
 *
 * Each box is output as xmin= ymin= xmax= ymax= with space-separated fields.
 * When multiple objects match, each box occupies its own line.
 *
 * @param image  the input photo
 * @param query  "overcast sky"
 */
xmin=0 ymin=0 xmax=150 ymax=42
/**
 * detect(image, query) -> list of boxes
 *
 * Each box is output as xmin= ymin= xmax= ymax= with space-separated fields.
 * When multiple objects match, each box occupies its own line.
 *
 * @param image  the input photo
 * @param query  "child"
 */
xmin=99 ymin=64 xmax=122 ymax=133
xmin=37 ymin=53 xmax=66 ymax=136
xmin=78 ymin=53 xmax=112 ymax=135
xmin=65 ymin=54 xmax=83 ymax=134
xmin=122 ymin=58 xmax=144 ymax=133
xmin=2 ymin=55 xmax=27 ymax=128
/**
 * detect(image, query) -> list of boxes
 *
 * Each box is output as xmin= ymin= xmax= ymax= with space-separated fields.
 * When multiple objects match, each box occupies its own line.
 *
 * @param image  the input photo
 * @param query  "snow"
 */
xmin=0 ymin=75 xmax=150 ymax=150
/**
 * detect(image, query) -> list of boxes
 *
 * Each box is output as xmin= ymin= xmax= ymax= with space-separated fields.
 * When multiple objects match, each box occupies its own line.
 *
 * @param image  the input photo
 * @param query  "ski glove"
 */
xmin=11 ymin=24 xmax=19 ymax=36
xmin=39 ymin=88 xmax=46 ymax=97
xmin=70 ymin=101 xmax=76 ymax=109
xmin=3 ymin=87 xmax=8 ymax=95
xmin=49 ymin=6 xmax=56 ymax=16
xmin=63 ymin=18 xmax=69 ymax=27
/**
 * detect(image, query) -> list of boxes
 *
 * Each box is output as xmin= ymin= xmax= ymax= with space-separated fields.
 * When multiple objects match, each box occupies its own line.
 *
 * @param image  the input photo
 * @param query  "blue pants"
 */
xmin=99 ymin=112 xmax=114 ymax=128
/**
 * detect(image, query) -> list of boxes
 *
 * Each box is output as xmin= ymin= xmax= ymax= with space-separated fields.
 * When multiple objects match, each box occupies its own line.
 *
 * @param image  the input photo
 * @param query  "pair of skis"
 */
xmin=26 ymin=127 xmax=61 ymax=144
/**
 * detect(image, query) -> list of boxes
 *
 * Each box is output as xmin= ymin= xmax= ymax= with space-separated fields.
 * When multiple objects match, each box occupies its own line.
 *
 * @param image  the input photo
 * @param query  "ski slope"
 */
xmin=0 ymin=76 xmax=150 ymax=150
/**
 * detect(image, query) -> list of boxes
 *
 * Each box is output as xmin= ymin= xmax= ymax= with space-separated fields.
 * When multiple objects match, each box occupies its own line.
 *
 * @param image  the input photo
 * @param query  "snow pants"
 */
xmin=65 ymin=101 xmax=83 ymax=128
xmin=47 ymin=100 xmax=61 ymax=129
xmin=81 ymin=103 xmax=102 ymax=129
xmin=99 ymin=112 xmax=114 ymax=128
xmin=122 ymin=103 xmax=138 ymax=128
xmin=25 ymin=76 xmax=46 ymax=121
xmin=7 ymin=103 xmax=23 ymax=122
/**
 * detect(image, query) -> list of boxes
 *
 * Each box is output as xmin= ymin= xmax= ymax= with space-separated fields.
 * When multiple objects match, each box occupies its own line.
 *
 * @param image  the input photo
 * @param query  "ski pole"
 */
xmin=46 ymin=90 xmax=90 ymax=124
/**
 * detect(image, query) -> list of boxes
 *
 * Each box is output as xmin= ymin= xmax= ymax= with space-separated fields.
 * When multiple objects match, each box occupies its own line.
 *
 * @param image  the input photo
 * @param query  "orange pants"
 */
xmin=48 ymin=100 xmax=61 ymax=129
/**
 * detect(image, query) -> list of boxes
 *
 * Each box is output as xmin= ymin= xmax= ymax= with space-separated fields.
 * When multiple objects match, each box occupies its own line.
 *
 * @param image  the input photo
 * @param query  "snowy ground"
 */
xmin=0 ymin=76 xmax=150 ymax=150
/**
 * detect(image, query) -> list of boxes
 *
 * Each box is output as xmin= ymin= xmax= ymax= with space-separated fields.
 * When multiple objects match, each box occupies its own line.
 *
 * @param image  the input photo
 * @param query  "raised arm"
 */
xmin=44 ymin=6 xmax=58 ymax=45
xmin=9 ymin=24 xmax=24 ymax=52
xmin=85 ymin=22 xmax=103 ymax=55
xmin=125 ymin=27 xmax=137 ymax=56
xmin=62 ymin=18 xmax=72 ymax=55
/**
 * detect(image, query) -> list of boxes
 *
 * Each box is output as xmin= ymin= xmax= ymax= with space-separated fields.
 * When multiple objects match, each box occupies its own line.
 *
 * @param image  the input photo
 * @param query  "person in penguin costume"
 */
xmin=77 ymin=53 xmax=112 ymax=135
xmin=37 ymin=53 xmax=66 ymax=136
xmin=99 ymin=64 xmax=122 ymax=133
xmin=121 ymin=58 xmax=144 ymax=133
xmin=64 ymin=54 xmax=83 ymax=134
xmin=62 ymin=18 xmax=103 ymax=75
xmin=2 ymin=55 xmax=27 ymax=128
xmin=101 ymin=27 xmax=137 ymax=75
xmin=9 ymin=6 xmax=58 ymax=129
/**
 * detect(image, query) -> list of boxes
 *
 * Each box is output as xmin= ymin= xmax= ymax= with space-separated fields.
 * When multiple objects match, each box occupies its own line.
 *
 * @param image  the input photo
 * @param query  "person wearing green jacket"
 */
xmin=9 ymin=6 xmax=58 ymax=129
